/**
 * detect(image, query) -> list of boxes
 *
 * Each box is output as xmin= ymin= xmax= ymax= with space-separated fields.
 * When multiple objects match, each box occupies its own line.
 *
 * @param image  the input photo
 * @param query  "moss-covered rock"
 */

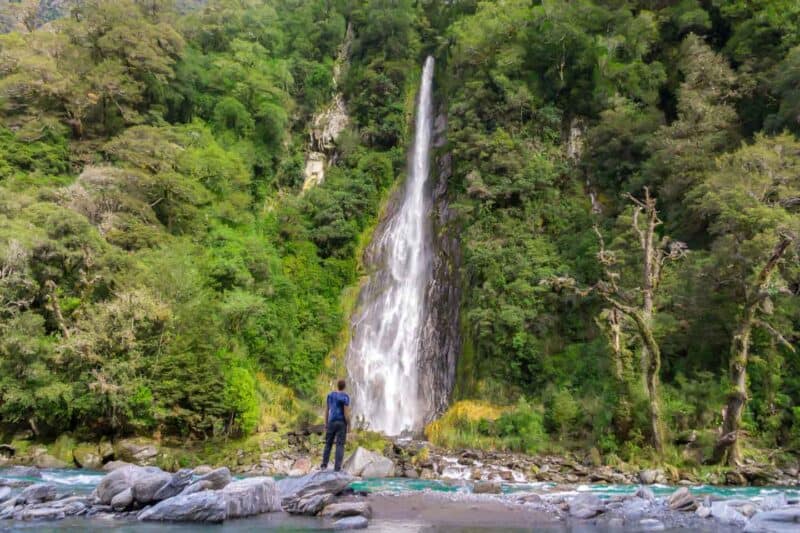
xmin=73 ymin=443 xmax=103 ymax=469
xmin=114 ymin=438 xmax=159 ymax=465
xmin=48 ymin=434 xmax=76 ymax=464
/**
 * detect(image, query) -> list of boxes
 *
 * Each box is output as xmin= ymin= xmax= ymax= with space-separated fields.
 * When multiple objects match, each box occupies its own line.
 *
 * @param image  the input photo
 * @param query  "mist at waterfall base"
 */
xmin=345 ymin=56 xmax=437 ymax=436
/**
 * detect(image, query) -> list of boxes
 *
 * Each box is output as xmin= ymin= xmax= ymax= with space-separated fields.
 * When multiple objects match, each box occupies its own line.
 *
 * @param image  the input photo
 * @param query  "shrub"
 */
xmin=495 ymin=398 xmax=547 ymax=453
xmin=544 ymin=387 xmax=579 ymax=439
xmin=424 ymin=400 xmax=504 ymax=449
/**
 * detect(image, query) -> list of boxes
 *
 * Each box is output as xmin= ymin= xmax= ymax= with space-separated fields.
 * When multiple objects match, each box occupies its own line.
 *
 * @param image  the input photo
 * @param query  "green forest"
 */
xmin=1 ymin=0 xmax=799 ymax=470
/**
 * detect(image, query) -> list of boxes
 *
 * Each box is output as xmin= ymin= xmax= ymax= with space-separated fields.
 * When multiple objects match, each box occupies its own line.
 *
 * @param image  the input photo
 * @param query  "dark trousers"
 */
xmin=321 ymin=420 xmax=347 ymax=471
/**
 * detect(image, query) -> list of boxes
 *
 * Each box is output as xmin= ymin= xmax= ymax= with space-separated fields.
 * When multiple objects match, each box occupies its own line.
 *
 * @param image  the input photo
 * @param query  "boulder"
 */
xmin=180 ymin=480 xmax=215 ymax=496
xmin=33 ymin=454 xmax=67 ymax=469
xmin=110 ymin=488 xmax=133 ymax=511
xmin=138 ymin=491 xmax=227 ymax=523
xmin=333 ymin=515 xmax=369 ymax=530
xmin=711 ymin=501 xmax=747 ymax=525
xmin=130 ymin=468 xmax=172 ymax=504
xmin=73 ymin=444 xmax=103 ymax=469
xmin=569 ymin=494 xmax=605 ymax=519
xmin=95 ymin=465 xmax=172 ymax=506
xmin=667 ymin=487 xmax=697 ymax=511
xmin=620 ymin=497 xmax=649 ymax=519
xmin=343 ymin=447 xmax=395 ymax=478
xmin=103 ymin=460 xmax=132 ymax=472
xmin=0 ymin=486 xmax=11 ymax=503
xmin=138 ymin=476 xmax=280 ymax=523
xmin=696 ymin=505 xmax=712 ymax=518
xmin=153 ymin=469 xmax=193 ymax=501
xmin=193 ymin=465 xmax=213 ymax=476
xmin=638 ymin=469 xmax=663 ymax=485
xmin=361 ymin=457 xmax=395 ymax=478
xmin=222 ymin=477 xmax=281 ymax=518
xmin=1 ymin=466 xmax=41 ymax=478
xmin=115 ymin=439 xmax=159 ymax=465
xmin=197 ymin=467 xmax=231 ymax=490
xmin=744 ymin=507 xmax=800 ymax=533
xmin=98 ymin=441 xmax=115 ymax=462
xmin=320 ymin=502 xmax=372 ymax=519
xmin=19 ymin=483 xmax=57 ymax=504
xmin=14 ymin=507 xmax=66 ymax=521
xmin=279 ymin=471 xmax=354 ymax=515
xmin=634 ymin=486 xmax=655 ymax=501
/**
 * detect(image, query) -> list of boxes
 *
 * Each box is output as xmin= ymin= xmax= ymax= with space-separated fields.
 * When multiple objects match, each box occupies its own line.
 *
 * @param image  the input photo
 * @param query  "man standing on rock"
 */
xmin=321 ymin=379 xmax=350 ymax=472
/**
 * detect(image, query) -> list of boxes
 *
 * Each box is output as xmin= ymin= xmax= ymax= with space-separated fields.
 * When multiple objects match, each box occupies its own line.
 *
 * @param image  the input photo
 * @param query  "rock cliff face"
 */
xmin=418 ymin=109 xmax=461 ymax=425
xmin=302 ymin=23 xmax=353 ymax=191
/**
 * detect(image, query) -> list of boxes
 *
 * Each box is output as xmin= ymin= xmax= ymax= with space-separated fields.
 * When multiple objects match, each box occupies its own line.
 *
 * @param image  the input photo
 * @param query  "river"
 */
xmin=2 ymin=468 xmax=799 ymax=531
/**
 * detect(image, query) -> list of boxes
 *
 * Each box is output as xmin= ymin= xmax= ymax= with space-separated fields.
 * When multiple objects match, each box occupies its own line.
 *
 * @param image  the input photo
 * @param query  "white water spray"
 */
xmin=346 ymin=56 xmax=436 ymax=435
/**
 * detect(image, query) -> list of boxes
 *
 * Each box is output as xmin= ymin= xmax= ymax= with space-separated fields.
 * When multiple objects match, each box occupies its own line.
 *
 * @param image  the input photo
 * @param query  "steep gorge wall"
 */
xmin=418 ymin=109 xmax=461 ymax=423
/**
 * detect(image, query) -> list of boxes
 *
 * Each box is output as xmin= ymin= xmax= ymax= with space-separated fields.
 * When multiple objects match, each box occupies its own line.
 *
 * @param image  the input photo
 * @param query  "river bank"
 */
xmin=1 ymin=466 xmax=799 ymax=531
xmin=2 ymin=430 xmax=799 ymax=489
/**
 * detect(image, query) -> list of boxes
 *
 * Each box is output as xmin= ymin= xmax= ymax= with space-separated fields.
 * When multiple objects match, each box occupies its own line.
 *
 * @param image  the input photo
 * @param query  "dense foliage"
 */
xmin=441 ymin=0 xmax=800 ymax=464
xmin=1 ymin=0 xmax=799 ymax=468
xmin=0 ymin=0 xmax=420 ymax=440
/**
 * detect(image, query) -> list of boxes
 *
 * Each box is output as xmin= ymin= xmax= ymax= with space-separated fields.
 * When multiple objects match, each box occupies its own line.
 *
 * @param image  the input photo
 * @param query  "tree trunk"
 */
xmin=714 ymin=236 xmax=793 ymax=465
xmin=631 ymin=310 xmax=664 ymax=454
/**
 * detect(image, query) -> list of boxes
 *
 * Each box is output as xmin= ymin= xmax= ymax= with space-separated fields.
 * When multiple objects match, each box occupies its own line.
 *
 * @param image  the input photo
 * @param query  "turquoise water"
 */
xmin=3 ymin=468 xmax=799 ymax=501
xmin=350 ymin=476 xmax=800 ymax=501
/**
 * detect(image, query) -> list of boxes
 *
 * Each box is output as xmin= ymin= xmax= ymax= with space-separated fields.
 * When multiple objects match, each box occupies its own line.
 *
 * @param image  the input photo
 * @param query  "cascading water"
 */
xmin=346 ymin=56 xmax=436 ymax=435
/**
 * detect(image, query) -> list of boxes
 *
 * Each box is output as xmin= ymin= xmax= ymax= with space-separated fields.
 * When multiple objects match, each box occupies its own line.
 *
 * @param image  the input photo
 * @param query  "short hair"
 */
xmin=337 ymin=379 xmax=346 ymax=391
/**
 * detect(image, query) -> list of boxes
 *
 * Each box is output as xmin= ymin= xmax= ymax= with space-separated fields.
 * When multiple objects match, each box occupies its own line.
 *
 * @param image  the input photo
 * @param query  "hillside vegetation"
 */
xmin=1 ymin=0 xmax=799 ymax=469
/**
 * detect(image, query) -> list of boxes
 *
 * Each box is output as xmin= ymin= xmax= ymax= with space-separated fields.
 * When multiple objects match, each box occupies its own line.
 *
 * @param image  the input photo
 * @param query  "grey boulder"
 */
xmin=138 ymin=476 xmax=280 ymax=523
xmin=569 ymin=494 xmax=605 ymax=519
xmin=333 ymin=515 xmax=369 ymax=530
xmin=0 ymin=486 xmax=11 ymax=503
xmin=279 ymin=471 xmax=354 ymax=515
xmin=744 ymin=507 xmax=800 ymax=533
xmin=102 ymin=460 xmax=133 ymax=472
xmin=153 ymin=469 xmax=193 ymax=501
xmin=667 ymin=487 xmax=697 ymax=511
xmin=14 ymin=507 xmax=66 ymax=521
xmin=222 ymin=477 xmax=281 ymax=518
xmin=638 ymin=469 xmax=664 ymax=485
xmin=343 ymin=448 xmax=394 ymax=478
xmin=180 ymin=480 xmax=215 ymax=496
xmin=95 ymin=465 xmax=172 ymax=506
xmin=320 ymin=501 xmax=372 ymax=519
xmin=138 ymin=491 xmax=227 ymax=523
xmin=131 ymin=468 xmax=172 ymax=504
xmin=110 ymin=488 xmax=133 ymax=510
xmin=19 ymin=483 xmax=57 ymax=504
xmin=115 ymin=439 xmax=159 ymax=465
xmin=196 ymin=467 xmax=231 ymax=490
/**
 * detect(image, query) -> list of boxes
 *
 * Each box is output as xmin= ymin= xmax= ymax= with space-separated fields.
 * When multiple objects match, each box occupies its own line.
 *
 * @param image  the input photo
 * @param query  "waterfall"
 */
xmin=346 ymin=56 xmax=436 ymax=436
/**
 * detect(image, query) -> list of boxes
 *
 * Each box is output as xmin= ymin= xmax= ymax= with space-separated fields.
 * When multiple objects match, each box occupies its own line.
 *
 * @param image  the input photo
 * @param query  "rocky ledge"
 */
xmin=0 ymin=465 xmax=364 ymax=528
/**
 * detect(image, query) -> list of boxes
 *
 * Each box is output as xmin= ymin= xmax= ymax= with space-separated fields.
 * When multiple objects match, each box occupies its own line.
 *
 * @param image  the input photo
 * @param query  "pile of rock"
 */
xmin=277 ymin=471 xmax=369 ymax=529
